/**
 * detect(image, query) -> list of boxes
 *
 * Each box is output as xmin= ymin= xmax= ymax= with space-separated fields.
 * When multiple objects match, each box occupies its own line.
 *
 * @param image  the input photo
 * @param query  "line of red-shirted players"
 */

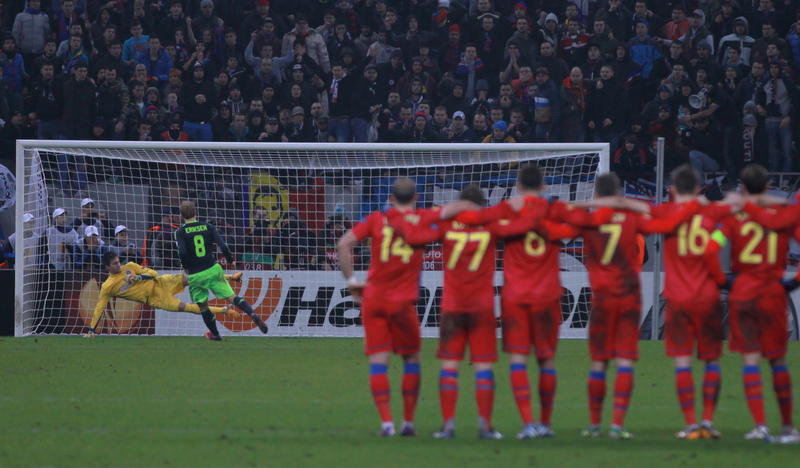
xmin=337 ymin=163 xmax=800 ymax=444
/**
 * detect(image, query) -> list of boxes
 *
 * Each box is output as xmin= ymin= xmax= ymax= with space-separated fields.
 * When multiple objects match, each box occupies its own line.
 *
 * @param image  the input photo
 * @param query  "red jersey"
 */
xmin=556 ymin=200 xmax=701 ymax=297
xmin=398 ymin=216 xmax=497 ymax=315
xmin=352 ymin=207 xmax=440 ymax=302
xmin=652 ymin=202 xmax=724 ymax=303
xmin=718 ymin=207 xmax=800 ymax=300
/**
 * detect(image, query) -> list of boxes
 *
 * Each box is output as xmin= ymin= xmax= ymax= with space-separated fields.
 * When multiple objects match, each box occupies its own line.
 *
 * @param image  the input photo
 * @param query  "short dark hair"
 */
xmin=103 ymin=251 xmax=119 ymax=267
xmin=179 ymin=200 xmax=197 ymax=219
xmin=670 ymin=164 xmax=700 ymax=195
xmin=517 ymin=164 xmax=544 ymax=190
xmin=740 ymin=164 xmax=769 ymax=194
xmin=459 ymin=184 xmax=486 ymax=206
xmin=595 ymin=173 xmax=621 ymax=197
xmin=391 ymin=178 xmax=416 ymax=204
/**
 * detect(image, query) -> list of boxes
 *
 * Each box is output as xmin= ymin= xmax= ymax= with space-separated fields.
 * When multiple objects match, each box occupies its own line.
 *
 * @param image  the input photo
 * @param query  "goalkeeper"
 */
xmin=174 ymin=200 xmax=267 ymax=340
xmin=86 ymin=252 xmax=241 ymax=336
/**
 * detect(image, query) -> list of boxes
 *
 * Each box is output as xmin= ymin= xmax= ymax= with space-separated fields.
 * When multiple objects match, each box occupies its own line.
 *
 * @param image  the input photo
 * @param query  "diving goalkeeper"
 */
xmin=85 ymin=251 xmax=241 ymax=336
xmin=174 ymin=200 xmax=267 ymax=340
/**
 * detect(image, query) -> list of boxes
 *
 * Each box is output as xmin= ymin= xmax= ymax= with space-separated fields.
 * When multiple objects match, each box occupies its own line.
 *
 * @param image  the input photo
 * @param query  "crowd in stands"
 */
xmin=2 ymin=0 xmax=800 ymax=269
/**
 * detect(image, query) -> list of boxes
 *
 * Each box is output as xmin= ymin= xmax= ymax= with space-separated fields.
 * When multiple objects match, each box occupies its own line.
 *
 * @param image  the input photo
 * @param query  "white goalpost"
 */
xmin=15 ymin=141 xmax=610 ymax=338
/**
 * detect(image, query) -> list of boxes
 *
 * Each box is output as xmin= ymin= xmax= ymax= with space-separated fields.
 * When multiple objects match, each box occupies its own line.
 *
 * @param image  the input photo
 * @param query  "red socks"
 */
xmin=772 ymin=364 xmax=793 ymax=427
xmin=675 ymin=367 xmax=696 ymax=426
xmin=475 ymin=369 xmax=495 ymax=427
xmin=539 ymin=368 xmax=557 ymax=426
xmin=510 ymin=363 xmax=533 ymax=425
xmin=402 ymin=362 xmax=421 ymax=424
xmin=588 ymin=370 xmax=606 ymax=425
xmin=439 ymin=368 xmax=459 ymax=423
xmin=743 ymin=365 xmax=766 ymax=426
xmin=612 ymin=367 xmax=634 ymax=427
xmin=702 ymin=364 xmax=721 ymax=423
xmin=369 ymin=363 xmax=392 ymax=423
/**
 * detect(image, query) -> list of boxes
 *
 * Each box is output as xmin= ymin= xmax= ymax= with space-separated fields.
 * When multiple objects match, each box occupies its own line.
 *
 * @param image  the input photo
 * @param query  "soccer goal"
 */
xmin=15 ymin=141 xmax=611 ymax=338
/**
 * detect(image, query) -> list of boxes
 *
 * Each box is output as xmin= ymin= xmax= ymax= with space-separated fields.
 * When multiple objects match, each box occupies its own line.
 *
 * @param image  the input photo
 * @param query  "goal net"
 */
xmin=15 ymin=142 xmax=609 ymax=338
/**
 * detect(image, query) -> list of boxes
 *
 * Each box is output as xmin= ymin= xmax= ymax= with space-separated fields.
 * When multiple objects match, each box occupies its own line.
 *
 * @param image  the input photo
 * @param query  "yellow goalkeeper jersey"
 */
xmin=90 ymin=262 xmax=158 ymax=328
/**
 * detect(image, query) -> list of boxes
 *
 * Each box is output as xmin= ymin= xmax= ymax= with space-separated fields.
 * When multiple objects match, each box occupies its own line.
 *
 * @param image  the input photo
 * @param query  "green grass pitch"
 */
xmin=1 ymin=337 xmax=798 ymax=467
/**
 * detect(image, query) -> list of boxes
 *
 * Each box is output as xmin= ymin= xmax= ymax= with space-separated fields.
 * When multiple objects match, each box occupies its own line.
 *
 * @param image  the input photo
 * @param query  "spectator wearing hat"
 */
xmin=718 ymin=17 xmax=755 ymax=66
xmin=525 ymin=66 xmax=560 ymax=142
xmin=482 ymin=119 xmax=516 ymax=143
xmin=446 ymin=110 xmax=471 ymax=142
xmin=258 ymin=116 xmax=285 ymax=141
xmin=109 ymin=225 xmax=140 ymax=265
xmin=179 ymin=62 xmax=215 ymax=141
xmin=75 ymin=225 xmax=109 ymax=271
xmin=588 ymin=64 xmax=626 ymax=153
xmin=285 ymin=106 xmax=314 ymax=142
xmin=47 ymin=208 xmax=80 ymax=271
xmin=4 ymin=212 xmax=38 ymax=269
xmin=135 ymin=36 xmax=172 ymax=83
xmin=12 ymin=0 xmax=49 ymax=67
xmin=441 ymin=24 xmax=464 ymax=73
xmin=560 ymin=66 xmax=588 ymax=142
xmin=673 ymin=9 xmax=714 ymax=57
xmin=281 ymin=14 xmax=330 ymax=74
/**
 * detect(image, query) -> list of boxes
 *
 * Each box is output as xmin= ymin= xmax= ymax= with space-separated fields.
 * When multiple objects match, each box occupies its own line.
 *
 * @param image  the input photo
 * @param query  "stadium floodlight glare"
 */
xmin=16 ymin=141 xmax=608 ymax=337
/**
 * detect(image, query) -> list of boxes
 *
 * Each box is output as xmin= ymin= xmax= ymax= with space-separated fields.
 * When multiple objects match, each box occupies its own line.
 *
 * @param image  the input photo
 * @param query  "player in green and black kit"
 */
xmin=174 ymin=200 xmax=268 ymax=340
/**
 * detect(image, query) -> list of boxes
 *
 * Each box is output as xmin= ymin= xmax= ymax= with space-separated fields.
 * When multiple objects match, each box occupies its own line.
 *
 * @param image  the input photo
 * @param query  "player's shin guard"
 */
xmin=539 ymin=368 xmax=557 ymax=426
xmin=401 ymin=362 xmax=420 ymax=424
xmin=612 ymin=367 xmax=634 ymax=427
xmin=369 ymin=363 xmax=392 ymax=423
xmin=743 ymin=365 xmax=766 ymax=426
xmin=772 ymin=364 xmax=793 ymax=427
xmin=702 ymin=364 xmax=721 ymax=422
xmin=439 ymin=368 xmax=459 ymax=425
xmin=510 ymin=364 xmax=533 ymax=425
xmin=233 ymin=296 xmax=254 ymax=316
xmin=587 ymin=370 xmax=606 ymax=425
xmin=475 ymin=370 xmax=495 ymax=428
xmin=200 ymin=310 xmax=220 ymax=337
xmin=675 ymin=367 xmax=697 ymax=426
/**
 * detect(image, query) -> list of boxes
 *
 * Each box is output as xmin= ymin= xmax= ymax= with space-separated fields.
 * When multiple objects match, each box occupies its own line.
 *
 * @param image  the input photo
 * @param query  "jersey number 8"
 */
xmin=193 ymin=235 xmax=206 ymax=257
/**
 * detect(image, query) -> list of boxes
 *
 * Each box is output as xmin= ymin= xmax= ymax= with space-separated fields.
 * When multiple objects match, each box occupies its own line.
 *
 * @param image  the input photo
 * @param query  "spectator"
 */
xmin=61 ymin=61 xmax=94 ymax=139
xmin=467 ymin=111 xmax=491 ymax=142
xmin=46 ymin=207 xmax=80 ymax=271
xmin=482 ymin=119 xmax=515 ymax=143
xmin=628 ymin=21 xmax=663 ymax=81
xmin=526 ymin=67 xmax=560 ymax=142
xmin=756 ymin=60 xmax=797 ymax=175
xmin=681 ymin=115 xmax=722 ymax=178
xmin=445 ymin=110 xmax=471 ymax=142
xmin=613 ymin=134 xmax=650 ymax=185
xmin=350 ymin=64 xmax=384 ymax=142
xmin=161 ymin=118 xmax=189 ymax=141
xmin=136 ymin=36 xmax=172 ymax=84
xmin=661 ymin=6 xmax=689 ymax=42
xmin=595 ymin=0 xmax=632 ymax=41
xmin=29 ymin=60 xmax=62 ymax=139
xmin=394 ymin=111 xmax=442 ymax=143
xmin=285 ymin=106 xmax=314 ymax=142
xmin=534 ymin=40 xmax=569 ymax=85
xmin=108 ymin=225 xmax=140 ymax=265
xmin=180 ymin=63 xmax=215 ymax=140
xmin=225 ymin=112 xmax=249 ymax=141
xmin=282 ymin=14 xmax=330 ymax=74
xmin=142 ymin=207 xmax=180 ymax=269
xmin=560 ymin=66 xmax=588 ymax=142
xmin=12 ymin=0 xmax=49 ymax=66
xmin=75 ymin=225 xmax=108 ymax=272
xmin=752 ymin=22 xmax=787 ymax=64
xmin=71 ymin=197 xmax=110 ymax=239
xmin=257 ymin=115 xmax=285 ymax=141
xmin=588 ymin=64 xmax=626 ymax=153
xmin=122 ymin=20 xmax=149 ymax=65
xmin=718 ymin=17 xmax=754 ymax=66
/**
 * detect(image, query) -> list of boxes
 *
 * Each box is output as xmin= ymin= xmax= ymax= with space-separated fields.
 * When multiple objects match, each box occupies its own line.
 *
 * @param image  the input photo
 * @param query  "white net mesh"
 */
xmin=16 ymin=142 xmax=607 ymax=337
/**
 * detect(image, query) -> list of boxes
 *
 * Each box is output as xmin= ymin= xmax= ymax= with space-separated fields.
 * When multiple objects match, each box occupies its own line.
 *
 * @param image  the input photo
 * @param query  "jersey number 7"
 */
xmin=445 ymin=231 xmax=490 ymax=271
